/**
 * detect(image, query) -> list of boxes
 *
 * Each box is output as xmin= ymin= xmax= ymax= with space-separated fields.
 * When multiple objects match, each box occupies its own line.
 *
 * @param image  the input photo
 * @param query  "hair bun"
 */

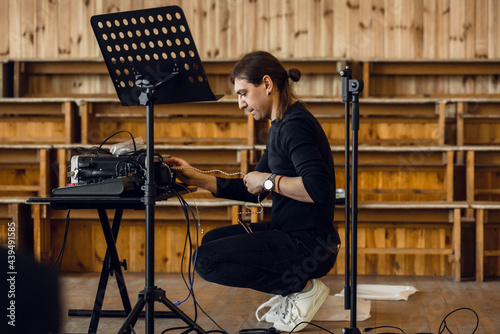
xmin=287 ymin=68 xmax=301 ymax=82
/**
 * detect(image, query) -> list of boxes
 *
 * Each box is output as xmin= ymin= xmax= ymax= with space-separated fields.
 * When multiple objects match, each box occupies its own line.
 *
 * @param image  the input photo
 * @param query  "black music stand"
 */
xmin=91 ymin=6 xmax=221 ymax=334
xmin=340 ymin=66 xmax=363 ymax=334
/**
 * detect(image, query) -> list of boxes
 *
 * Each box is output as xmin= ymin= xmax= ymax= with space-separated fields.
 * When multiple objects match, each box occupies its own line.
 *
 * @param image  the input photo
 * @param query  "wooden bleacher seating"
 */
xmin=2 ymin=56 xmax=500 ymax=280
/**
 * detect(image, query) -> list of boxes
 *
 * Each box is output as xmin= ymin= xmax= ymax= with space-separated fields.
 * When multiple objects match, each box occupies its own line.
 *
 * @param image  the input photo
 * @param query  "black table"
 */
xmin=27 ymin=191 xmax=186 ymax=334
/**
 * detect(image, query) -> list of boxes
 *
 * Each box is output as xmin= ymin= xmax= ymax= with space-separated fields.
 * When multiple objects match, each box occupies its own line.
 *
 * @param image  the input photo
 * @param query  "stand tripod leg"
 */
xmin=117 ymin=294 xmax=146 ymax=334
xmin=87 ymin=250 xmax=113 ymax=333
xmin=158 ymin=289 xmax=207 ymax=333
xmin=106 ymin=210 xmax=132 ymax=315
xmin=70 ymin=209 xmax=132 ymax=334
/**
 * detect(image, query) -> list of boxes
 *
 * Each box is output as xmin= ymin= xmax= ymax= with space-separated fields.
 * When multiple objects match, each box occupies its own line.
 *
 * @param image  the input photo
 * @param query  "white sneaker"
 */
xmin=255 ymin=295 xmax=285 ymax=323
xmin=273 ymin=279 xmax=330 ymax=332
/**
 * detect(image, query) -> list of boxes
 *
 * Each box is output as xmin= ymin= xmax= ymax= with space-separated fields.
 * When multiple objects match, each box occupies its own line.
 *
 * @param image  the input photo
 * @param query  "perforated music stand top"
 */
xmin=91 ymin=6 xmax=222 ymax=106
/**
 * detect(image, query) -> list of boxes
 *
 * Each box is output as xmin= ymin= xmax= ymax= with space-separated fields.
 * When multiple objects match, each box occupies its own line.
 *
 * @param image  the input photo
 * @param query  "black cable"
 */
xmin=98 ymin=130 xmax=137 ymax=153
xmin=175 ymin=188 xmax=229 ymax=334
xmin=364 ymin=325 xmax=405 ymax=333
xmin=285 ymin=321 xmax=334 ymax=334
xmin=363 ymin=307 xmax=480 ymax=334
xmin=52 ymin=209 xmax=71 ymax=272
xmin=438 ymin=307 xmax=479 ymax=334
xmin=161 ymin=195 xmax=201 ymax=334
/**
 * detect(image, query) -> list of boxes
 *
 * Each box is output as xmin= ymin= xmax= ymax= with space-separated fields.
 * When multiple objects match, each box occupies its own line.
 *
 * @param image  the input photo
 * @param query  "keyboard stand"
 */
xmin=26 ymin=195 xmax=182 ymax=334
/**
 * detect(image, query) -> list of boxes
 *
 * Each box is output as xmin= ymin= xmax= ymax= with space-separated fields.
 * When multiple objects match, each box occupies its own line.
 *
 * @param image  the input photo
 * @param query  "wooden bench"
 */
xmin=360 ymin=59 xmax=500 ymax=98
xmin=8 ymin=58 xmax=349 ymax=98
xmin=0 ymin=144 xmax=54 ymax=197
xmin=256 ymin=145 xmax=458 ymax=202
xmin=0 ymin=98 xmax=77 ymax=144
xmin=454 ymin=98 xmax=500 ymax=146
xmin=304 ymin=97 xmax=452 ymax=146
xmin=334 ymin=146 xmax=457 ymax=202
xmin=353 ymin=201 xmax=468 ymax=280
xmin=77 ymin=97 xmax=252 ymax=145
xmin=469 ymin=202 xmax=500 ymax=282
xmin=244 ymin=200 xmax=469 ymax=280
xmin=11 ymin=58 xmax=112 ymax=98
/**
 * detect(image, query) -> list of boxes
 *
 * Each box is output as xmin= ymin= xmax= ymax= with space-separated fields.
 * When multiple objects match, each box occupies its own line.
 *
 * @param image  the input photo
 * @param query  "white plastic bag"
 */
xmin=313 ymin=295 xmax=371 ymax=322
xmin=335 ymin=284 xmax=418 ymax=301
xmin=110 ymin=137 xmax=146 ymax=156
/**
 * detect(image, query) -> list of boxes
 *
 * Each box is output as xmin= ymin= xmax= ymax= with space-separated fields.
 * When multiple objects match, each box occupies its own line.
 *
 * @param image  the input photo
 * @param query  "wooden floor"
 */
xmin=57 ymin=273 xmax=500 ymax=334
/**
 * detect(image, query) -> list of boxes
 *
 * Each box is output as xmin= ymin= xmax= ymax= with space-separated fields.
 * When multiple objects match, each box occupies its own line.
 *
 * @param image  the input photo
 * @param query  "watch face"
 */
xmin=264 ymin=179 xmax=273 ymax=191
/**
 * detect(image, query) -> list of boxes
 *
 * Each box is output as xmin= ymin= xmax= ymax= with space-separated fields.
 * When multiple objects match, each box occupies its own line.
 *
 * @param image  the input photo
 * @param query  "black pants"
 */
xmin=194 ymin=222 xmax=339 ymax=296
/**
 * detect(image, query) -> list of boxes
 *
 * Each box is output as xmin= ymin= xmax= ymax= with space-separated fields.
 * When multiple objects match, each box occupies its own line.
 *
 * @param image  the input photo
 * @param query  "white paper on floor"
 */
xmin=335 ymin=284 xmax=418 ymax=301
xmin=313 ymin=295 xmax=371 ymax=322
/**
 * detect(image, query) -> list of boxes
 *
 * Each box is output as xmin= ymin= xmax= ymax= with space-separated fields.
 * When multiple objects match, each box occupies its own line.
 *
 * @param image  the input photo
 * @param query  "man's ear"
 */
xmin=262 ymin=75 xmax=273 ymax=91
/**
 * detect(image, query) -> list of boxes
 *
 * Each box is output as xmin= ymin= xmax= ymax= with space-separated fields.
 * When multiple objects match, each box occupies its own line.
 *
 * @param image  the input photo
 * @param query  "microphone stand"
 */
xmin=340 ymin=66 xmax=363 ymax=334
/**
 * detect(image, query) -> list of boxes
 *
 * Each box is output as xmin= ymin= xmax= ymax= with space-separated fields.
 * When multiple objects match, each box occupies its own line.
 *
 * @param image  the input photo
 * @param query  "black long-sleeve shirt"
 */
xmin=213 ymin=102 xmax=339 ymax=242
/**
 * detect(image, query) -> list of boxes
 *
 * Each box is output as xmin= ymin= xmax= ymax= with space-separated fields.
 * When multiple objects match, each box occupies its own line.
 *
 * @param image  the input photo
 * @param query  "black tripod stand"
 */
xmin=340 ymin=66 xmax=363 ymax=334
xmin=91 ymin=6 xmax=222 ymax=334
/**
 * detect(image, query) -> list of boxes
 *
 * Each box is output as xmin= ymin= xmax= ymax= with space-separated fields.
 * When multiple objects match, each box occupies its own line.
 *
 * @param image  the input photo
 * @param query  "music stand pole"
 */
xmin=340 ymin=66 xmax=363 ymax=334
xmin=144 ymin=86 xmax=157 ymax=331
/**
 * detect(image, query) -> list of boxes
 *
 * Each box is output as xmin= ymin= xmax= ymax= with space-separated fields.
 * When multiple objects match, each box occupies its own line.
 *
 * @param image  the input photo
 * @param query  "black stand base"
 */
xmin=68 ymin=309 xmax=177 ymax=318
xmin=342 ymin=328 xmax=362 ymax=334
xmin=118 ymin=288 xmax=207 ymax=334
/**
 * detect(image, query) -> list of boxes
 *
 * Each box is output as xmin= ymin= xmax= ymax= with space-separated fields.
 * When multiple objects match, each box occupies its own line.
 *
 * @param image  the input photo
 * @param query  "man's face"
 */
xmin=234 ymin=77 xmax=272 ymax=121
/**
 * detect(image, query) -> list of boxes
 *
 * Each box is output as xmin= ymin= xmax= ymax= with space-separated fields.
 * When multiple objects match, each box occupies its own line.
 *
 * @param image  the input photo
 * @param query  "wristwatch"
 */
xmin=263 ymin=174 xmax=277 ymax=192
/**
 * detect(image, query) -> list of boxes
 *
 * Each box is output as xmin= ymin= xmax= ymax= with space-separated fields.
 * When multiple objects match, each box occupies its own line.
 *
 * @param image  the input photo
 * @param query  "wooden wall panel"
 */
xmin=2 ymin=0 xmax=500 ymax=60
